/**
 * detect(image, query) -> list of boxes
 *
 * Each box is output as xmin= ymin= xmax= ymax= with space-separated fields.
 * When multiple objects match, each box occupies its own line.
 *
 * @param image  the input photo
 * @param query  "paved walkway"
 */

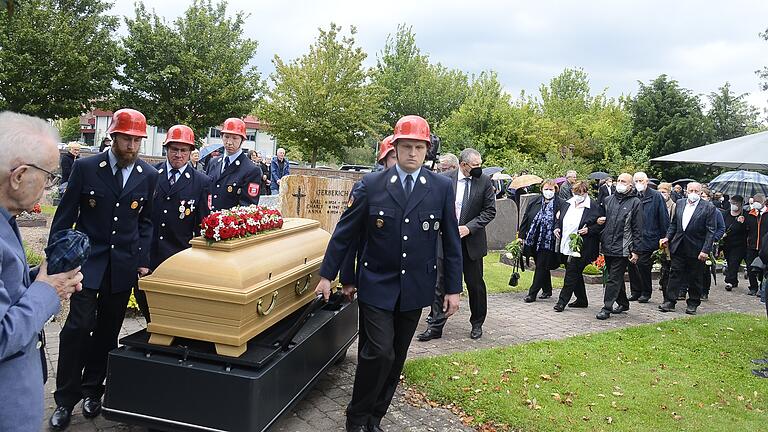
xmin=41 ymin=278 xmax=765 ymax=431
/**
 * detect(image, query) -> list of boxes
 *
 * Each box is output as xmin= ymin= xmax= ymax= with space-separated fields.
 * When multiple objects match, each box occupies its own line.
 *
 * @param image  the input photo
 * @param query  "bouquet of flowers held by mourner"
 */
xmin=200 ymin=205 xmax=283 ymax=243
xmin=568 ymin=232 xmax=583 ymax=258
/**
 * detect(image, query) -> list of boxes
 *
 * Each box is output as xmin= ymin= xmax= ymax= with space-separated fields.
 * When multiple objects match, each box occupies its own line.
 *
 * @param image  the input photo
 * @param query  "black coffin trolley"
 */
xmin=103 ymin=294 xmax=358 ymax=432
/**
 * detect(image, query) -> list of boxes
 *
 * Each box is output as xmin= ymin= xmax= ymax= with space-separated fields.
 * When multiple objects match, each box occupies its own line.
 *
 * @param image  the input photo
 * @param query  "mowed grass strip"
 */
xmin=485 ymin=252 xmax=563 ymax=294
xmin=404 ymin=312 xmax=768 ymax=432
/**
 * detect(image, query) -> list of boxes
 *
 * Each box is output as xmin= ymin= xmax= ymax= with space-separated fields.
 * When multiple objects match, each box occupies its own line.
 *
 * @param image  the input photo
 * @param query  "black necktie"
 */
xmin=169 ymin=169 xmax=179 ymax=186
xmin=222 ymin=157 xmax=230 ymax=173
xmin=114 ymin=166 xmax=123 ymax=192
xmin=404 ymin=174 xmax=413 ymax=199
xmin=460 ymin=177 xmax=471 ymax=224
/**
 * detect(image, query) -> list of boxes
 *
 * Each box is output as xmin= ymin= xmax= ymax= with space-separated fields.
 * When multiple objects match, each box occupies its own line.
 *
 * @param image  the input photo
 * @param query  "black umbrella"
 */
xmin=588 ymin=171 xmax=610 ymax=180
xmin=199 ymin=143 xmax=224 ymax=159
xmin=672 ymin=178 xmax=696 ymax=185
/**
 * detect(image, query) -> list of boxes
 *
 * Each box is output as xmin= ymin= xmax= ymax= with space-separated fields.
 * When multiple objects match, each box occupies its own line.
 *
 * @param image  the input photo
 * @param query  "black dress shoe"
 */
xmin=612 ymin=305 xmax=629 ymax=314
xmin=539 ymin=292 xmax=552 ymax=299
xmin=628 ymin=295 xmax=640 ymax=301
xmin=568 ymin=301 xmax=588 ymax=308
xmin=701 ymin=294 xmax=708 ymax=301
xmin=50 ymin=406 xmax=72 ymax=431
xmin=685 ymin=306 xmax=697 ymax=315
xmin=595 ymin=310 xmax=611 ymax=320
xmin=369 ymin=424 xmax=384 ymax=432
xmin=417 ymin=328 xmax=442 ymax=342
xmin=470 ymin=325 xmax=483 ymax=339
xmin=637 ymin=296 xmax=651 ymax=303
xmin=748 ymin=290 xmax=757 ymax=296
xmin=553 ymin=303 xmax=565 ymax=312
xmin=658 ymin=303 xmax=675 ymax=312
xmin=524 ymin=295 xmax=536 ymax=303
xmin=751 ymin=368 xmax=768 ymax=378
xmin=83 ymin=397 xmax=102 ymax=418
xmin=345 ymin=420 xmax=367 ymax=432
xmin=677 ymin=295 xmax=687 ymax=300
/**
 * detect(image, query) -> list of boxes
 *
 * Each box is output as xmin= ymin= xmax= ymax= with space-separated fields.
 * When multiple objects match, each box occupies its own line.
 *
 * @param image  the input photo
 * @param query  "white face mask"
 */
xmin=542 ymin=190 xmax=555 ymax=200
xmin=574 ymin=194 xmax=586 ymax=204
xmin=688 ymin=192 xmax=700 ymax=203
xmin=731 ymin=204 xmax=741 ymax=212
xmin=634 ymin=182 xmax=646 ymax=192
xmin=615 ymin=183 xmax=628 ymax=194
xmin=753 ymin=202 xmax=764 ymax=211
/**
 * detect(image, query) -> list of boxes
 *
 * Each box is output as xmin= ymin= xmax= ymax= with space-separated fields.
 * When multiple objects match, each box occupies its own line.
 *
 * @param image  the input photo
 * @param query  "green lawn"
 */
xmin=40 ymin=204 xmax=57 ymax=216
xmin=404 ymin=312 xmax=768 ymax=432
xmin=485 ymin=252 xmax=563 ymax=294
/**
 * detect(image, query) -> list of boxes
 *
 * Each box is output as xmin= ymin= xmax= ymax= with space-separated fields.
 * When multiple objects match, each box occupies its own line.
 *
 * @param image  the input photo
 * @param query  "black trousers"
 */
xmin=628 ymin=251 xmax=653 ymax=299
xmin=724 ymin=246 xmax=746 ymax=287
xmin=427 ymin=258 xmax=447 ymax=331
xmin=54 ymin=271 xmax=131 ymax=408
xmin=659 ymin=259 xmax=671 ymax=292
xmin=462 ymin=242 xmax=487 ymax=326
xmin=528 ymin=249 xmax=555 ymax=297
xmin=746 ymin=249 xmax=763 ymax=292
xmin=346 ymin=302 xmax=421 ymax=428
xmin=702 ymin=264 xmax=712 ymax=295
xmin=665 ymin=254 xmax=704 ymax=308
xmin=557 ymin=256 xmax=588 ymax=306
xmin=602 ymin=256 xmax=630 ymax=313
xmin=133 ymin=286 xmax=151 ymax=322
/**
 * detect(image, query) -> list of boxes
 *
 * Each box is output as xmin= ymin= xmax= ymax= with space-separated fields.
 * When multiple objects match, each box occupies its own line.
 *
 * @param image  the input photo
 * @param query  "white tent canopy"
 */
xmin=650 ymin=131 xmax=768 ymax=170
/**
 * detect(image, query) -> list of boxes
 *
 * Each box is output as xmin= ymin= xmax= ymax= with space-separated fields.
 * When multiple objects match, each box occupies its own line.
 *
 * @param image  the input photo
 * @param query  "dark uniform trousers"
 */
xmin=628 ymin=251 xmax=654 ymax=299
xmin=665 ymin=255 xmax=704 ymax=308
xmin=746 ymin=249 xmax=763 ymax=292
xmin=602 ymin=255 xmax=630 ymax=313
xmin=558 ymin=256 xmax=588 ymax=306
xmin=724 ymin=246 xmax=746 ymax=287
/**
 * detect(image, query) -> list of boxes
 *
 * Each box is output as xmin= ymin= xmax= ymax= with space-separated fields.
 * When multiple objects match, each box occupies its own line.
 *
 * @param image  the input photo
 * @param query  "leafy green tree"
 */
xmin=56 ymin=117 xmax=82 ymax=142
xmin=117 ymin=0 xmax=261 ymax=141
xmin=0 ymin=0 xmax=119 ymax=119
xmin=260 ymin=23 xmax=384 ymax=167
xmin=372 ymin=25 xmax=469 ymax=128
xmin=629 ymin=74 xmax=713 ymax=180
xmin=707 ymin=82 xmax=762 ymax=141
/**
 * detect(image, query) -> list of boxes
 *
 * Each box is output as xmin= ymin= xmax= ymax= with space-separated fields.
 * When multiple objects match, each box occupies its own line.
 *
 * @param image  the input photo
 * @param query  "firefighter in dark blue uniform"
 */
xmin=205 ymin=117 xmax=262 ymax=211
xmin=315 ymin=116 xmax=463 ymax=432
xmin=132 ymin=125 xmax=211 ymax=322
xmin=49 ymin=109 xmax=159 ymax=430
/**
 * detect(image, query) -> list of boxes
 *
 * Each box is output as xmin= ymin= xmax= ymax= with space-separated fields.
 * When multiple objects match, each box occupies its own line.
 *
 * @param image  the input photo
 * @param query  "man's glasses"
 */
xmin=21 ymin=164 xmax=61 ymax=189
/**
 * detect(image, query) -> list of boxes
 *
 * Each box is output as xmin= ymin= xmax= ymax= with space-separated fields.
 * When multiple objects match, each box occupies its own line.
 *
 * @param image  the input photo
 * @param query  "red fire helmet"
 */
xmin=107 ymin=108 xmax=148 ymax=138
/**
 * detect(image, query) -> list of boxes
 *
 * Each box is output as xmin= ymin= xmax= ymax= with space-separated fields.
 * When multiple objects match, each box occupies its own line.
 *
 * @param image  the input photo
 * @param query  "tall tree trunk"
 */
xmin=311 ymin=147 xmax=318 ymax=168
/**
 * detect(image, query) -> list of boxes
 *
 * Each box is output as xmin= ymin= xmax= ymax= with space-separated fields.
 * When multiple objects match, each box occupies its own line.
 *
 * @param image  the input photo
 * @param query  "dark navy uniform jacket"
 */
xmin=205 ymin=151 xmax=262 ymax=211
xmin=319 ymin=166 xmax=463 ymax=311
xmin=50 ymin=152 xmax=159 ymax=293
xmin=150 ymin=162 xmax=211 ymax=270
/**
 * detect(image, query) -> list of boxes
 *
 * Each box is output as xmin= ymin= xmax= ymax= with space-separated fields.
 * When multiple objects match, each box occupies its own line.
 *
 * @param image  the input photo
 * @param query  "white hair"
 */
xmin=633 ymin=171 xmax=648 ymax=181
xmin=566 ymin=170 xmax=577 ymax=178
xmin=440 ymin=153 xmax=459 ymax=168
xmin=459 ymin=148 xmax=481 ymax=164
xmin=0 ymin=111 xmax=60 ymax=174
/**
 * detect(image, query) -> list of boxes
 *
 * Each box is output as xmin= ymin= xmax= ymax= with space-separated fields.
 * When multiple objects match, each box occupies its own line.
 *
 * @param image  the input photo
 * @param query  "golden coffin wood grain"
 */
xmin=141 ymin=218 xmax=331 ymax=357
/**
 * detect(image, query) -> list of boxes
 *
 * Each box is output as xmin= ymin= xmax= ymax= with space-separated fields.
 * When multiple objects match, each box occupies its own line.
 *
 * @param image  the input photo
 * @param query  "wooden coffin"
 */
xmin=141 ymin=218 xmax=331 ymax=357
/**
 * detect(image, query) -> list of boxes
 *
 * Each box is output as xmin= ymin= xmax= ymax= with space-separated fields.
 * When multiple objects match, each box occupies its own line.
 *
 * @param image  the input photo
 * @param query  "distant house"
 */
xmin=78 ymin=110 xmax=277 ymax=157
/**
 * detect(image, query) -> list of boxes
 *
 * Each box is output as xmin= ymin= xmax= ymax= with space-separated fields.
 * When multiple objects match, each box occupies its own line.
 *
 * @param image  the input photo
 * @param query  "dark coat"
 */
xmin=745 ymin=209 xmax=768 ymax=250
xmin=270 ymin=157 xmax=290 ymax=185
xmin=722 ymin=210 xmax=747 ymax=251
xmin=150 ymin=163 xmax=211 ymax=270
xmin=556 ymin=198 xmax=605 ymax=263
xmin=636 ymin=188 xmax=670 ymax=252
xmin=319 ymin=166 xmax=463 ymax=311
xmin=519 ymin=196 xmax=563 ymax=257
xmin=600 ymin=190 xmax=643 ymax=257
xmin=59 ymin=152 xmax=76 ymax=183
xmin=667 ymin=199 xmax=717 ymax=258
xmin=447 ymin=169 xmax=497 ymax=261
xmin=205 ymin=152 xmax=262 ymax=211
xmin=50 ymin=151 xmax=158 ymax=293
xmin=258 ymin=161 xmax=270 ymax=195
xmin=596 ymin=183 xmax=615 ymax=207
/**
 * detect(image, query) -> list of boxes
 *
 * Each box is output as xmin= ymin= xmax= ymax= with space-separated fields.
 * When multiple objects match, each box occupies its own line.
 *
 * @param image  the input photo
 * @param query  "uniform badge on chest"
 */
xmin=131 ymin=201 xmax=139 ymax=210
xmin=376 ymin=218 xmax=384 ymax=228
xmin=422 ymin=221 xmax=430 ymax=231
xmin=88 ymin=198 xmax=96 ymax=208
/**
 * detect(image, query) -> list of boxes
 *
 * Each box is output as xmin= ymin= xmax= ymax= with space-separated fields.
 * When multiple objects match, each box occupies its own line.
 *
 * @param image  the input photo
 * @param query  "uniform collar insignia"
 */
xmin=136 ymin=165 xmax=143 ymax=173
xmin=99 ymin=161 xmax=107 ymax=168
xmin=158 ymin=168 xmax=164 ymax=174
xmin=390 ymin=175 xmax=397 ymax=183
xmin=185 ymin=172 xmax=191 ymax=178
xmin=419 ymin=176 xmax=426 ymax=184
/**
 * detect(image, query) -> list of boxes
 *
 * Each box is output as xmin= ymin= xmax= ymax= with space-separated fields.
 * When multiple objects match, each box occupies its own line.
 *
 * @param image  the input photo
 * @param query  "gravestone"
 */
xmin=279 ymin=175 xmax=357 ymax=234
xmin=485 ymin=198 xmax=518 ymax=250
xmin=518 ymin=193 xmax=540 ymax=222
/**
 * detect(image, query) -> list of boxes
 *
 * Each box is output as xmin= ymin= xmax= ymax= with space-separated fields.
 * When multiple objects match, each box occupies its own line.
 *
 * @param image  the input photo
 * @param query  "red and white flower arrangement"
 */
xmin=200 ymin=205 xmax=284 ymax=242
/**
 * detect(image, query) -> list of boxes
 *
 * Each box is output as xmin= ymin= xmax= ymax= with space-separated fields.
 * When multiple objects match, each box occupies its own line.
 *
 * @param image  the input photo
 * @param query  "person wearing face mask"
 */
xmin=552 ymin=181 xmax=604 ymax=311
xmin=659 ymin=182 xmax=717 ymax=315
xmin=596 ymin=173 xmax=643 ymax=320
xmin=627 ymin=172 xmax=669 ymax=303
xmin=722 ymin=195 xmax=747 ymax=291
xmin=418 ymin=148 xmax=496 ymax=341
xmin=697 ymin=189 xmax=725 ymax=300
xmin=519 ymin=179 xmax=563 ymax=303
xmin=745 ymin=193 xmax=768 ymax=296
xmin=597 ymin=177 xmax=615 ymax=208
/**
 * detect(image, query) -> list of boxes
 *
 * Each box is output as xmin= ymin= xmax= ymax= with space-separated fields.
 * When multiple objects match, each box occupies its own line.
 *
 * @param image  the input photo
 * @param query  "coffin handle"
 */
xmin=295 ymin=275 xmax=311 ymax=296
xmin=257 ymin=291 xmax=279 ymax=315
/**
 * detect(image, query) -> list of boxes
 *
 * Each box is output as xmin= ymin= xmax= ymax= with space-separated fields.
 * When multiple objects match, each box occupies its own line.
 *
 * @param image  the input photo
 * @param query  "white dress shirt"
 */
xmin=455 ymin=174 xmax=472 ymax=221
xmin=107 ymin=149 xmax=134 ymax=187
xmin=560 ymin=196 xmax=590 ymax=256
xmin=682 ymin=199 xmax=699 ymax=231
xmin=221 ymin=149 xmax=243 ymax=173
xmin=165 ymin=161 xmax=188 ymax=182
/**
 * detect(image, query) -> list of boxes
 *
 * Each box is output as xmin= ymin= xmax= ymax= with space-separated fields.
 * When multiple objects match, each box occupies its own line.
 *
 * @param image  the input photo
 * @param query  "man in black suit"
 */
xmin=49 ymin=109 xmax=159 ymax=430
xmin=418 ymin=148 xmax=496 ymax=340
xmin=659 ymin=182 xmax=716 ymax=315
xmin=134 ymin=125 xmax=211 ymax=322
xmin=205 ymin=118 xmax=262 ymax=211
xmin=597 ymin=177 xmax=615 ymax=207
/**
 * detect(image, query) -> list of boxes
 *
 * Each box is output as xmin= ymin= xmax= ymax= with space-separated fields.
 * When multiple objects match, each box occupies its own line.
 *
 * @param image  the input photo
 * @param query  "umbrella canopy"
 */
xmin=483 ymin=167 xmax=504 ymax=176
xmin=199 ymin=143 xmax=224 ymax=159
xmin=491 ymin=172 xmax=512 ymax=181
xmin=554 ymin=176 xmax=567 ymax=185
xmin=672 ymin=178 xmax=696 ymax=186
xmin=510 ymin=174 xmax=543 ymax=189
xmin=708 ymin=170 xmax=768 ymax=198
xmin=588 ymin=171 xmax=610 ymax=180
xmin=650 ymin=131 xmax=768 ymax=170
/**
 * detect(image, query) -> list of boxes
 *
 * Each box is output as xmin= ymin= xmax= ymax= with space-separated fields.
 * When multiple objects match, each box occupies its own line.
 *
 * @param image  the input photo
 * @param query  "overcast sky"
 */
xmin=110 ymin=0 xmax=768 ymax=114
